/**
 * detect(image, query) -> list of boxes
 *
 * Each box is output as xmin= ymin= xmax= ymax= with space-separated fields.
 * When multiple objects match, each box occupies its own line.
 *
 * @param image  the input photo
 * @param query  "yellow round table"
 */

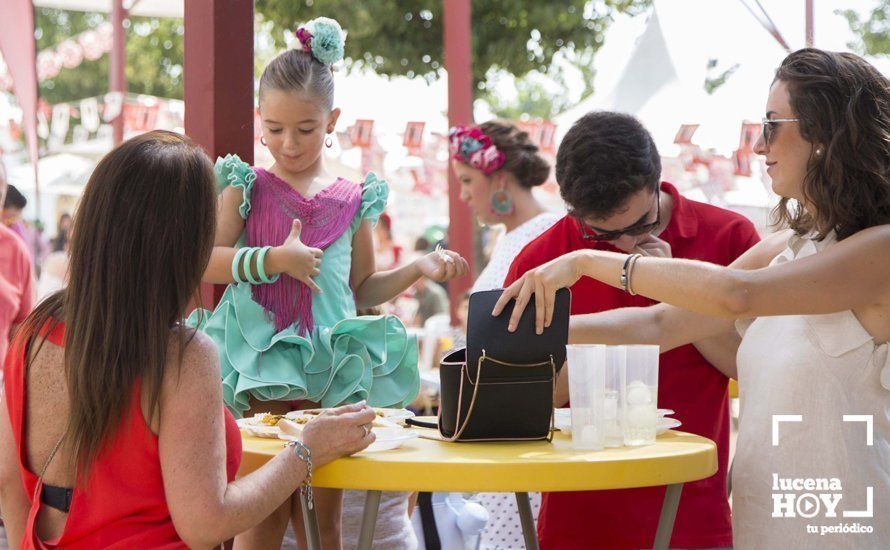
xmin=241 ymin=429 xmax=717 ymax=550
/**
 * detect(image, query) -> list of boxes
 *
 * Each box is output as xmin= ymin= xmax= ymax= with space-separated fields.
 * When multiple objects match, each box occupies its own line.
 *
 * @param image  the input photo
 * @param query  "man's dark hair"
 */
xmin=3 ymin=184 xmax=27 ymax=210
xmin=556 ymin=111 xmax=661 ymax=219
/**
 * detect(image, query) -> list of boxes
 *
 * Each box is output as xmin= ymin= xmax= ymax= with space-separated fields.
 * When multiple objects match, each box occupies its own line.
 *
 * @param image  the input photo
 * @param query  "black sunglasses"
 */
xmin=578 ymin=189 xmax=661 ymax=242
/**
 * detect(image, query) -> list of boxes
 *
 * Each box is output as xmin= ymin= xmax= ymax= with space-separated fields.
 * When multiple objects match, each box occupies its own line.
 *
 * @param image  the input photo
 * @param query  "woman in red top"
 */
xmin=0 ymin=131 xmax=376 ymax=549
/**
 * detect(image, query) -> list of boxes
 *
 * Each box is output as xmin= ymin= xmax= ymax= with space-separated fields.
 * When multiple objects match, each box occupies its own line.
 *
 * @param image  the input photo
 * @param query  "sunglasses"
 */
xmin=578 ymin=189 xmax=661 ymax=242
xmin=761 ymin=117 xmax=800 ymax=145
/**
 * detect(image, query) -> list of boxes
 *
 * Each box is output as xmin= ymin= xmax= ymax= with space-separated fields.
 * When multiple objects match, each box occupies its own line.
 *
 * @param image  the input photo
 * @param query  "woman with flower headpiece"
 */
xmin=187 ymin=17 xmax=469 ymax=549
xmin=450 ymin=122 xmax=561 ymax=295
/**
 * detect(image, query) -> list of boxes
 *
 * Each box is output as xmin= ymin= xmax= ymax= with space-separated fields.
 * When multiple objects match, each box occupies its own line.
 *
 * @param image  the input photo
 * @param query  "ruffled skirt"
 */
xmin=187 ymin=284 xmax=419 ymax=417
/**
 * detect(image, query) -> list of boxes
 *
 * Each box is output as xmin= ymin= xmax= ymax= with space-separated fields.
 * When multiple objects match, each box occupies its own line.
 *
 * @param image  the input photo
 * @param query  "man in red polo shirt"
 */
xmin=504 ymin=112 xmax=759 ymax=549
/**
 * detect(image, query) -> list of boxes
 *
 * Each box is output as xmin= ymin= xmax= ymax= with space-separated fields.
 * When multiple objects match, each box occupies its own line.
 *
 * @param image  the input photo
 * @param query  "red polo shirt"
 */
xmin=504 ymin=182 xmax=759 ymax=549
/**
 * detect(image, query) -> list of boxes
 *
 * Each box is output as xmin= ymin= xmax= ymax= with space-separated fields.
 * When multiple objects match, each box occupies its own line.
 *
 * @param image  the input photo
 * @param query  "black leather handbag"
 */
xmin=435 ymin=288 xmax=570 ymax=442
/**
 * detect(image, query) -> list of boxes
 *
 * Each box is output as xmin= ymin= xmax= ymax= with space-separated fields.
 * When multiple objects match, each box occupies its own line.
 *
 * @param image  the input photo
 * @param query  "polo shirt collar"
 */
xmin=660 ymin=181 xmax=698 ymax=239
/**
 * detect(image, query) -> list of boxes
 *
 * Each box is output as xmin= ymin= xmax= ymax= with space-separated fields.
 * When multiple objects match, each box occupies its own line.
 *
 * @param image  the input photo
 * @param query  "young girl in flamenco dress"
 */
xmin=188 ymin=17 xmax=468 ymax=549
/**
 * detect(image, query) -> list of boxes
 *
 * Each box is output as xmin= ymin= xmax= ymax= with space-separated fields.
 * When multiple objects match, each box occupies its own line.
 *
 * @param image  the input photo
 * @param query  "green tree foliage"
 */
xmin=256 ymin=0 xmax=651 ymax=113
xmin=32 ymin=2 xmax=653 ymax=115
xmin=840 ymin=1 xmax=890 ymax=56
xmin=485 ymin=73 xmax=567 ymax=119
xmin=34 ymin=8 xmax=184 ymax=103
xmin=704 ymin=58 xmax=739 ymax=95
xmin=484 ymin=44 xmax=601 ymax=119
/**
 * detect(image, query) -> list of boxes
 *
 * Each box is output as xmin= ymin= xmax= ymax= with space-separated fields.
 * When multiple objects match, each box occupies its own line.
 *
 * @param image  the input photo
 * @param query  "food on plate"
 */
xmin=241 ymin=408 xmax=414 ymax=439
xmin=259 ymin=413 xmax=287 ymax=426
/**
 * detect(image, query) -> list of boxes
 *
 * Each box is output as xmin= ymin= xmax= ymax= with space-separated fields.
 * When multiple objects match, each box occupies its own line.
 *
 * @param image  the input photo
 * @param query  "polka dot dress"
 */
xmin=477 ymin=492 xmax=542 ymax=549
xmin=471 ymin=213 xmax=562 ymax=294
xmin=471 ymin=212 xmax=556 ymax=549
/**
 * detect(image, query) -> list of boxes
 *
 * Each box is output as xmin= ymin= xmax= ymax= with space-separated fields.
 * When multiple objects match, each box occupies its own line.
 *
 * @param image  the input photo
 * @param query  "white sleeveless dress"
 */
xmin=733 ymin=231 xmax=890 ymax=549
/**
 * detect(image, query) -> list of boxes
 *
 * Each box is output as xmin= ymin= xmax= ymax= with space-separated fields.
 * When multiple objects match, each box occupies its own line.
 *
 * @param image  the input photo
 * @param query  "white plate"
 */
xmin=554 ymin=409 xmax=682 ymax=437
xmin=361 ymin=427 xmax=419 ymax=453
xmin=237 ymin=416 xmax=282 ymax=438
xmin=374 ymin=408 xmax=416 ymax=423
xmin=558 ymin=408 xmax=674 ymax=417
xmin=656 ymin=417 xmax=682 ymax=435
xmin=554 ymin=409 xmax=572 ymax=434
xmin=279 ymin=427 xmax=419 ymax=453
xmin=285 ymin=407 xmax=416 ymax=424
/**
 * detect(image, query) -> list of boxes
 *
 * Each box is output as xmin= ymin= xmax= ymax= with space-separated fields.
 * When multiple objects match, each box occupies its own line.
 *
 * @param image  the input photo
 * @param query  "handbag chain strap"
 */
xmin=441 ymin=350 xmax=557 ymax=442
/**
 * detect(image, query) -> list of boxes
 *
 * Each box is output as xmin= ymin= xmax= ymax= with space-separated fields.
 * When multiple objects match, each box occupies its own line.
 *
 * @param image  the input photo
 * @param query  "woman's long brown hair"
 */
xmin=17 ymin=130 xmax=217 ymax=476
xmin=772 ymin=49 xmax=890 ymax=240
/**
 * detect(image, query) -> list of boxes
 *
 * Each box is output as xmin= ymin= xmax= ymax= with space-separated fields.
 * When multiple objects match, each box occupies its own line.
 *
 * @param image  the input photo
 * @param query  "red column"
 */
xmin=0 ymin=0 xmax=39 ymax=223
xmin=110 ymin=0 xmax=127 ymax=145
xmin=184 ymin=0 xmax=255 ymax=309
xmin=443 ymin=0 xmax=475 ymax=320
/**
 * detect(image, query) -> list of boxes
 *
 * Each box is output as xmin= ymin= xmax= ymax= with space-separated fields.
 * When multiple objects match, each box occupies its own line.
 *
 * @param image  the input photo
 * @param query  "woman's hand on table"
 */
xmin=300 ymin=402 xmax=377 ymax=467
xmin=493 ymin=250 xmax=589 ymax=334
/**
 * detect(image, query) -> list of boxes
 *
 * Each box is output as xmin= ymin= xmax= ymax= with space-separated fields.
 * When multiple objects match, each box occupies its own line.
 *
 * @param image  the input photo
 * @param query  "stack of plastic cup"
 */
xmin=623 ymin=345 xmax=660 ymax=446
xmin=566 ymin=344 xmax=606 ymax=451
xmin=603 ymin=346 xmax=627 ymax=447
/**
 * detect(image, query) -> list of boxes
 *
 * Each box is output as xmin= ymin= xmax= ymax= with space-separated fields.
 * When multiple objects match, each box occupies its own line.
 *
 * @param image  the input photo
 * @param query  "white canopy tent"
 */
xmin=8 ymin=153 xmax=95 ymax=194
xmin=555 ymin=0 xmax=789 ymax=157
xmin=6 ymin=153 xmax=96 ymax=234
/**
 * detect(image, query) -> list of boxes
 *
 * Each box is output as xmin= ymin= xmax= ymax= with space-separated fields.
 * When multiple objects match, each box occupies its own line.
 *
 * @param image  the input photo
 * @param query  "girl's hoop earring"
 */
xmin=325 ymin=136 xmax=333 ymax=148
xmin=260 ymin=136 xmax=267 ymax=146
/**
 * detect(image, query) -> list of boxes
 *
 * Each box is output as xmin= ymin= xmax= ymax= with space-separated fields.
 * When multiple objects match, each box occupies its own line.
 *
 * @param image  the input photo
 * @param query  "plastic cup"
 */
xmin=566 ymin=344 xmax=606 ymax=451
xmin=603 ymin=346 xmax=627 ymax=448
xmin=623 ymin=345 xmax=659 ymax=446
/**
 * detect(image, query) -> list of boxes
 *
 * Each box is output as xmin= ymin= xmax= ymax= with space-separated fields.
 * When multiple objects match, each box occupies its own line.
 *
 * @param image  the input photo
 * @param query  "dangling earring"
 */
xmin=260 ymin=136 xmax=267 ymax=146
xmin=490 ymin=188 xmax=514 ymax=216
xmin=325 ymin=135 xmax=333 ymax=148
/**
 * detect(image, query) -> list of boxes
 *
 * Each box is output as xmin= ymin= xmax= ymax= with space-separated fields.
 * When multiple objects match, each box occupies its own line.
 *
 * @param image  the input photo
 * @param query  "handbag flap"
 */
xmin=466 ymin=288 xmax=570 ymax=374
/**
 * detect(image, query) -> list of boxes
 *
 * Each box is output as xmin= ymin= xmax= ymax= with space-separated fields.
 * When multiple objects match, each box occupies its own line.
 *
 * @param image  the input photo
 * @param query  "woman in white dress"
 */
xmin=495 ymin=49 xmax=889 ymax=549
xmin=446 ymin=121 xmax=560 ymax=548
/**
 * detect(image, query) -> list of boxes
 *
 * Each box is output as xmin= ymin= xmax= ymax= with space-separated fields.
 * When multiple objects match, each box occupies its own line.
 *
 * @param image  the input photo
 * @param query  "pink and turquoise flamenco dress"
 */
xmin=187 ymin=155 xmax=419 ymax=417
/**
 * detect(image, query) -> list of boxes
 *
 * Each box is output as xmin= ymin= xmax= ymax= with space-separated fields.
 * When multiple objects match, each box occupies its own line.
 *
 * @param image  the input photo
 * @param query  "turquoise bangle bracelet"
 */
xmin=256 ymin=246 xmax=280 ymax=284
xmin=231 ymin=247 xmax=249 ymax=284
xmin=241 ymin=247 xmax=261 ymax=285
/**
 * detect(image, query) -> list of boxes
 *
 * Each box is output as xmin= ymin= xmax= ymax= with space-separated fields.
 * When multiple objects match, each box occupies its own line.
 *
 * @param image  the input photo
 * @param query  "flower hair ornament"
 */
xmin=448 ymin=125 xmax=506 ymax=175
xmin=292 ymin=17 xmax=346 ymax=66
